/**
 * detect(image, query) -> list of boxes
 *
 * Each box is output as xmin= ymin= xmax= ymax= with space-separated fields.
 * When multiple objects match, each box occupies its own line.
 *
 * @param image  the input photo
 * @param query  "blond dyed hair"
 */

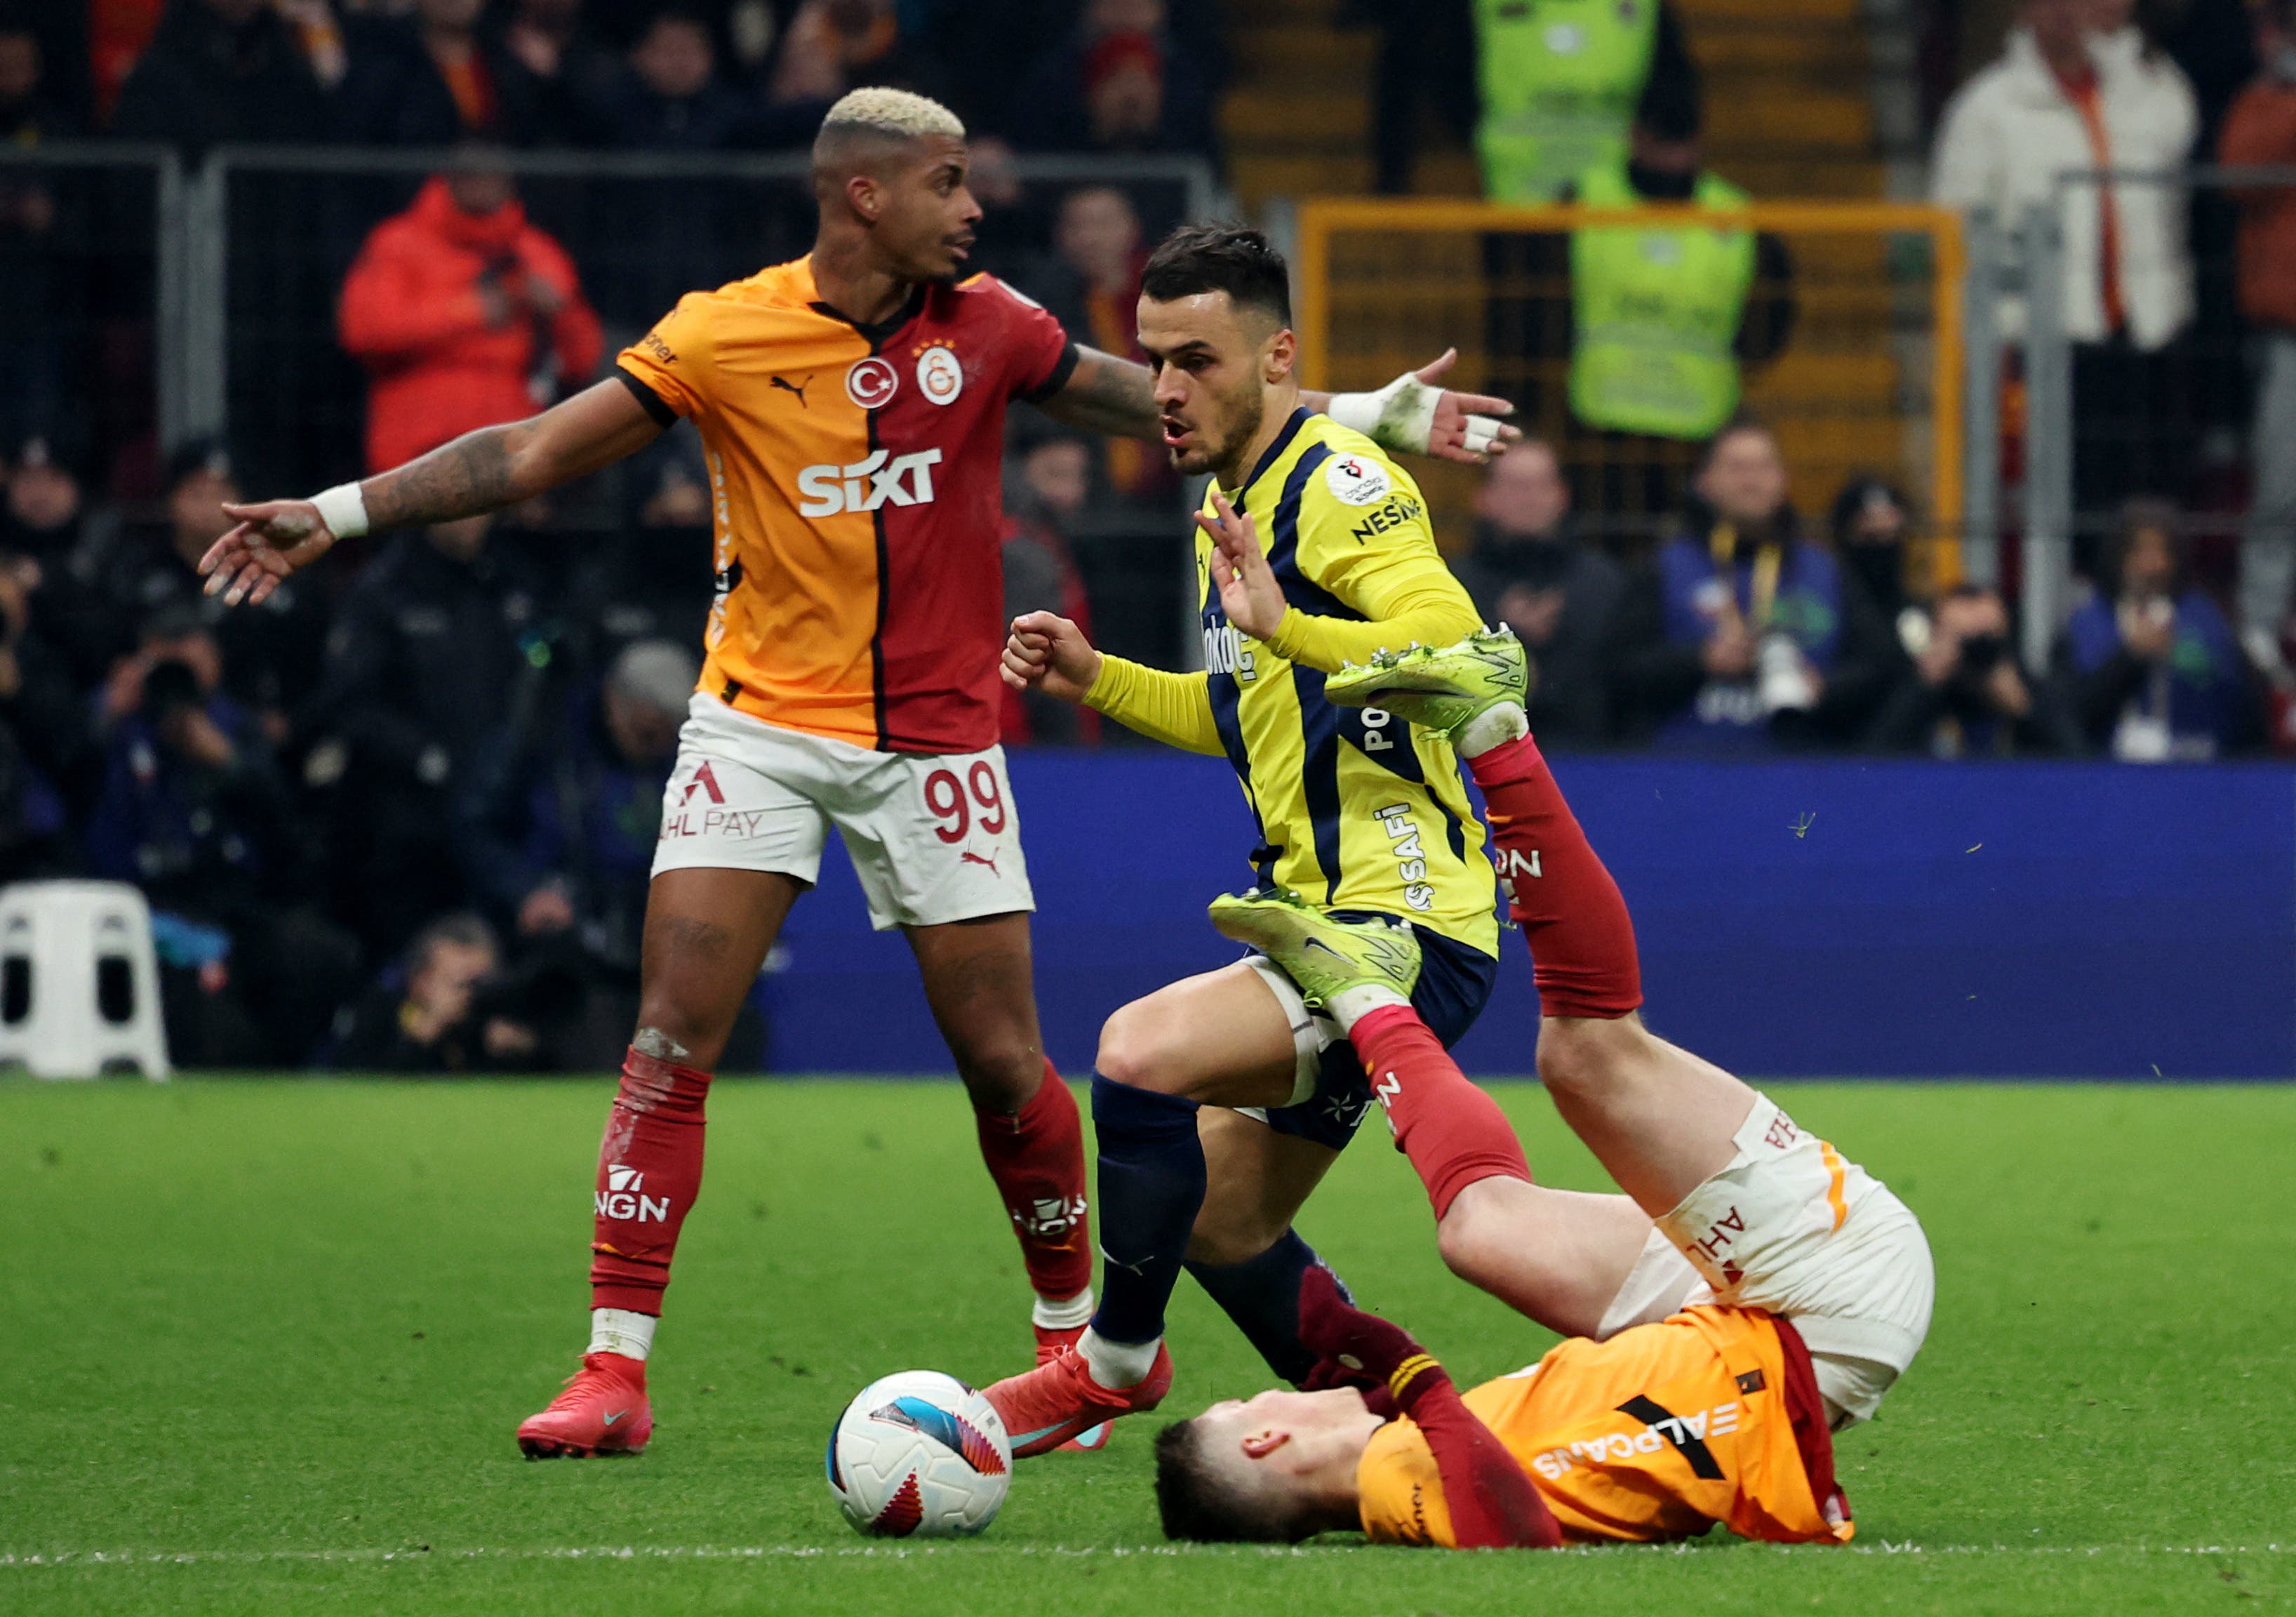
xmin=820 ymin=88 xmax=965 ymax=142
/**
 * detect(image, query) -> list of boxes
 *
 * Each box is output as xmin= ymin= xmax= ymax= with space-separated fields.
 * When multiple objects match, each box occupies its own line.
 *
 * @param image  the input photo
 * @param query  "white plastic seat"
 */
xmin=0 ymin=880 xmax=171 ymax=1079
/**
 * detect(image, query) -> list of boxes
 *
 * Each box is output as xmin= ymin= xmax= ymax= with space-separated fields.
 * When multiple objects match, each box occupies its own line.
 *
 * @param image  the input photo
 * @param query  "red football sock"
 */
xmin=1350 ymin=1003 xmax=1531 ymax=1219
xmin=973 ymin=1060 xmax=1093 ymax=1302
xmin=588 ymin=1047 xmax=712 ymax=1315
xmin=1469 ymin=734 xmax=1643 ymax=1018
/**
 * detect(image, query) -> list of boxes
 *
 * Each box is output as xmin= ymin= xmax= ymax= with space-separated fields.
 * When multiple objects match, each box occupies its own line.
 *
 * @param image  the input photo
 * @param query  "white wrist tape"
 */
xmin=310 ymin=482 xmax=369 ymax=540
xmin=1326 ymin=371 xmax=1441 ymax=456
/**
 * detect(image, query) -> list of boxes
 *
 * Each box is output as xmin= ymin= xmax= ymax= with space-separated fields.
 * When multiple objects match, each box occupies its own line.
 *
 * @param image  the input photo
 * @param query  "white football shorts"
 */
xmin=650 ymin=694 xmax=1034 ymax=931
xmin=1593 ymin=1091 xmax=1935 ymax=1427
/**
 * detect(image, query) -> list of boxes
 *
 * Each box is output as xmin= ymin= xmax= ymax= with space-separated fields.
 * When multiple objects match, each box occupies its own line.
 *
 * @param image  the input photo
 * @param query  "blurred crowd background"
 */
xmin=1 ymin=0 xmax=2289 ymax=1070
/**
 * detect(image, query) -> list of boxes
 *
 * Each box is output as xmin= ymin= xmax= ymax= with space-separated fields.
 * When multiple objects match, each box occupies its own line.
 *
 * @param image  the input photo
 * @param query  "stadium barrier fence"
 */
xmin=1290 ymin=197 xmax=1970 ymax=593
xmin=0 ymin=141 xmax=180 ymax=482
xmin=768 ymin=750 xmax=2295 ymax=1082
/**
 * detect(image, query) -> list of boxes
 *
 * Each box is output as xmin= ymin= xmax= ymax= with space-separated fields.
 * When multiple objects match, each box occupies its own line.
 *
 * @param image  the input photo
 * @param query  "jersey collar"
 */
xmin=1224 ymin=406 xmax=1311 ymax=503
xmin=800 ymin=254 xmax=928 ymax=347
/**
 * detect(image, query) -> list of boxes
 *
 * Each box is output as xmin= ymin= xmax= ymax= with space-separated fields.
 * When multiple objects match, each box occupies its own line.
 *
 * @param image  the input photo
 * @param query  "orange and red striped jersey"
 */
xmin=1357 ymin=1306 xmax=1852 ymax=1548
xmin=616 ymin=257 xmax=1076 ymax=754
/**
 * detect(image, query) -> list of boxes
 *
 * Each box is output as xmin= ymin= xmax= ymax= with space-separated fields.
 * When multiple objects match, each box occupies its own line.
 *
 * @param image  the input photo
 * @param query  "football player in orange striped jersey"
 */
xmin=199 ymin=88 xmax=1520 ymax=1460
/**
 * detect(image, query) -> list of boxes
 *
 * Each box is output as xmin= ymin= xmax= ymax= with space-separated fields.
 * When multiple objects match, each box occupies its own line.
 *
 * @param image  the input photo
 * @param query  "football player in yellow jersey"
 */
xmin=986 ymin=227 xmax=1514 ymax=1456
xmin=1144 ymin=634 xmax=1932 ymax=1548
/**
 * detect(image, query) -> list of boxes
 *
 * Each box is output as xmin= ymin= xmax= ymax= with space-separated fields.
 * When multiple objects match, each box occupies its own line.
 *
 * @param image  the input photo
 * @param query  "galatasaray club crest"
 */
xmin=916 ymin=343 xmax=964 ymax=405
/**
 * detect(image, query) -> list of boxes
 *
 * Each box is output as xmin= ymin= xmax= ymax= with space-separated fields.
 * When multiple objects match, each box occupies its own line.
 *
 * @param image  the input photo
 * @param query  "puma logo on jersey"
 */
xmin=769 ymin=373 xmax=812 ymax=407
xmin=961 ymin=851 xmax=1001 ymax=875
xmin=796 ymin=448 xmax=944 ymax=518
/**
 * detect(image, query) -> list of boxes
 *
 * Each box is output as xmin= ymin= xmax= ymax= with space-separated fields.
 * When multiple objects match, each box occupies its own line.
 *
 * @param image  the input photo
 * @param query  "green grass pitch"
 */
xmin=1 ymin=1077 xmax=2290 ymax=1616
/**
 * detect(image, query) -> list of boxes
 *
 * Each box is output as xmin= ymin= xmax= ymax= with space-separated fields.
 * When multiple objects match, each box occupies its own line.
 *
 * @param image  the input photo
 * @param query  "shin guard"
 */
xmin=588 ymin=1047 xmax=712 ymax=1315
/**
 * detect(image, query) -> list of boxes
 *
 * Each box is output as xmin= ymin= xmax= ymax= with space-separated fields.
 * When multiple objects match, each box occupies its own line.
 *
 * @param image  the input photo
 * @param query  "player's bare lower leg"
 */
xmin=907 ymin=912 xmax=1099 ymax=1431
xmin=517 ymin=867 xmax=797 ymax=1459
xmin=985 ymin=961 xmax=1305 ymax=1456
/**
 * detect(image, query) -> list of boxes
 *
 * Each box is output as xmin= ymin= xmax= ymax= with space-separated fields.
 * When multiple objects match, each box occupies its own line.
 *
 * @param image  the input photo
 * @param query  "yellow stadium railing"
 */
xmin=1294 ymin=199 xmax=1966 ymax=587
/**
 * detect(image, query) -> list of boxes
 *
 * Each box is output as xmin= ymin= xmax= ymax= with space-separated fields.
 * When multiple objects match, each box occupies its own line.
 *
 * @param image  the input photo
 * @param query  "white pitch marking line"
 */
xmin=1 ymin=1543 xmax=2288 ymax=1569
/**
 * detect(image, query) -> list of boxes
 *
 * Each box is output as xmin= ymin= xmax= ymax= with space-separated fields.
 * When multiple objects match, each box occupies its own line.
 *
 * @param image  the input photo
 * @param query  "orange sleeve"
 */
xmin=337 ymin=227 xmax=490 ymax=361
xmin=616 ymin=291 xmax=719 ymax=422
xmin=1355 ymin=1418 xmax=1457 ymax=1547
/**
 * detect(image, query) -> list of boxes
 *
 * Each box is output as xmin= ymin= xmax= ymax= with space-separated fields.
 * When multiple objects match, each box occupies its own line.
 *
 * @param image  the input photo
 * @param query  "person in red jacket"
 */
xmin=338 ymin=164 xmax=603 ymax=474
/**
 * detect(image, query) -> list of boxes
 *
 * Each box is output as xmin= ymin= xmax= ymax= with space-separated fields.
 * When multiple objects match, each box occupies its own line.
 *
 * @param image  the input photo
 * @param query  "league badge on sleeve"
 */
xmin=1326 ymin=454 xmax=1394 ymax=507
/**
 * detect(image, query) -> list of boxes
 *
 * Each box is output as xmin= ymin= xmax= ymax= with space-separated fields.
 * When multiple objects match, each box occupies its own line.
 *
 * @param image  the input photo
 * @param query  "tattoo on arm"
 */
xmin=1041 ymin=347 xmax=1162 ymax=441
xmin=363 ymin=422 xmax=528 ymax=530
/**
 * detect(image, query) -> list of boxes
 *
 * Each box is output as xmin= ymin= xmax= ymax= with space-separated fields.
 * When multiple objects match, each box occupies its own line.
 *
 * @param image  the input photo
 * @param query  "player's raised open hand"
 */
xmin=1002 ymin=610 xmax=1102 ymax=704
xmin=1198 ymin=491 xmax=1287 ymax=641
xmin=200 ymin=500 xmax=340 ymax=608
xmin=1326 ymin=350 xmax=1521 ymax=466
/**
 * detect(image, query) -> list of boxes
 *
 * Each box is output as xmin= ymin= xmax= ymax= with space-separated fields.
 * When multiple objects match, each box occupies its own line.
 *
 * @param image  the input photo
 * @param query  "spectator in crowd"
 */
xmin=1614 ymin=419 xmax=1842 ymax=750
xmin=85 ymin=610 xmax=359 ymax=1065
xmin=1469 ymin=0 xmax=1700 ymax=202
xmin=1446 ymin=437 xmax=1627 ymax=748
xmin=338 ymin=160 xmax=602 ymax=476
xmin=461 ymin=639 xmax=695 ymax=1069
xmin=1001 ymin=430 xmax=1100 ymax=747
xmin=105 ymin=440 xmax=330 ymax=749
xmin=2220 ymin=0 xmax=2296 ymax=674
xmin=2057 ymin=497 xmax=2261 ymax=759
xmin=498 ymin=0 xmax=620 ymax=145
xmin=761 ymin=0 xmax=951 ymax=140
xmin=0 ymin=530 xmax=95 ymax=876
xmin=1024 ymin=187 xmax=1171 ymax=506
xmin=1933 ymin=0 xmax=2198 ymax=521
xmin=324 ymin=912 xmax=540 ymax=1074
xmin=301 ymin=513 xmax=552 ymax=955
xmin=564 ymin=442 xmax=716 ymax=677
xmin=1819 ymin=474 xmax=1923 ymax=743
xmin=0 ymin=14 xmax=78 ymax=466
xmin=110 ymin=0 xmax=333 ymax=154
xmin=1554 ymin=90 xmax=1795 ymax=526
xmin=337 ymin=0 xmax=569 ymax=147
xmin=1 ymin=443 xmax=114 ymax=690
xmin=602 ymin=8 xmax=751 ymax=149
xmin=1865 ymin=584 xmax=2083 ymax=755
xmin=1359 ymin=0 xmax=1476 ymax=194
xmin=1015 ymin=0 xmax=1217 ymax=158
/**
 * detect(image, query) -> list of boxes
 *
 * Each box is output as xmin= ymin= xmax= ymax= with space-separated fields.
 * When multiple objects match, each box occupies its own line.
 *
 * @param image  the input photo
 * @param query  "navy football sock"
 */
xmin=1088 ymin=1074 xmax=1205 ymax=1346
xmin=1186 ymin=1229 xmax=1339 ymax=1385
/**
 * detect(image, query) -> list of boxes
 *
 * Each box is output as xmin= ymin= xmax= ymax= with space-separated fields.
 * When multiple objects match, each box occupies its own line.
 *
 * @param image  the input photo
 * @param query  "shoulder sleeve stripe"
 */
xmin=1020 ymin=341 xmax=1082 ymax=405
xmin=614 ymin=364 xmax=680 ymax=428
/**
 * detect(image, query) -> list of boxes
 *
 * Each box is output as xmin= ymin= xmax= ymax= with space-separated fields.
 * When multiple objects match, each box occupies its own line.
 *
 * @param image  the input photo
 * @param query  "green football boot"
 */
xmin=1321 ymin=627 xmax=1529 ymax=745
xmin=1208 ymin=888 xmax=1421 ymax=1009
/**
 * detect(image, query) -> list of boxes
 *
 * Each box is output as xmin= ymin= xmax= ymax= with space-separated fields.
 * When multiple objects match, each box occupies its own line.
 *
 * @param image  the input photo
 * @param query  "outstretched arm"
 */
xmin=1041 ymin=347 xmax=1520 ymax=465
xmin=1299 ymin=1267 xmax=1563 ymax=1550
xmin=1002 ymin=609 xmax=1223 ymax=754
xmin=199 ymin=378 xmax=664 ymax=606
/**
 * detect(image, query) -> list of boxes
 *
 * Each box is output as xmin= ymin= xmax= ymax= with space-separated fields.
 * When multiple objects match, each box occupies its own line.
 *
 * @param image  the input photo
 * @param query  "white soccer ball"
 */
xmin=827 ymin=1370 xmax=1012 ymax=1538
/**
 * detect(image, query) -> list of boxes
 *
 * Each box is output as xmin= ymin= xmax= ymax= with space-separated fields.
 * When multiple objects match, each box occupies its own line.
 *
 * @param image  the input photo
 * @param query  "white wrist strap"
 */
xmin=1326 ymin=371 xmax=1441 ymax=455
xmin=310 ymin=482 xmax=369 ymax=540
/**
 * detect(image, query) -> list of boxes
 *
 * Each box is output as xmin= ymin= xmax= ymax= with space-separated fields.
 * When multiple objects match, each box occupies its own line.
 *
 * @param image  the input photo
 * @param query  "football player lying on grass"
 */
xmin=1147 ymin=630 xmax=1935 ymax=1546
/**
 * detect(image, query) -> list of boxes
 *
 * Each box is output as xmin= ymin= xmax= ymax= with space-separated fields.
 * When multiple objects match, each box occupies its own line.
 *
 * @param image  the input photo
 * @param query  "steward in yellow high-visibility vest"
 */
xmin=1473 ymin=0 xmax=1693 ymax=203
xmin=1567 ymin=158 xmax=1756 ymax=440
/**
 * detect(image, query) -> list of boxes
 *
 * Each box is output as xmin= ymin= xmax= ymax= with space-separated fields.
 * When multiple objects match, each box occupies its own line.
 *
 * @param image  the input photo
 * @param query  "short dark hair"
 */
xmin=1152 ymin=1420 xmax=1313 ymax=1543
xmin=1141 ymin=225 xmax=1292 ymax=329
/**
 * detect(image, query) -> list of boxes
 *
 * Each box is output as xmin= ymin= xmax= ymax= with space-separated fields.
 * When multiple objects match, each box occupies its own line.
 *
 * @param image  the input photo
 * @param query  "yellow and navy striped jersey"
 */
xmin=1086 ymin=408 xmax=1500 ymax=957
